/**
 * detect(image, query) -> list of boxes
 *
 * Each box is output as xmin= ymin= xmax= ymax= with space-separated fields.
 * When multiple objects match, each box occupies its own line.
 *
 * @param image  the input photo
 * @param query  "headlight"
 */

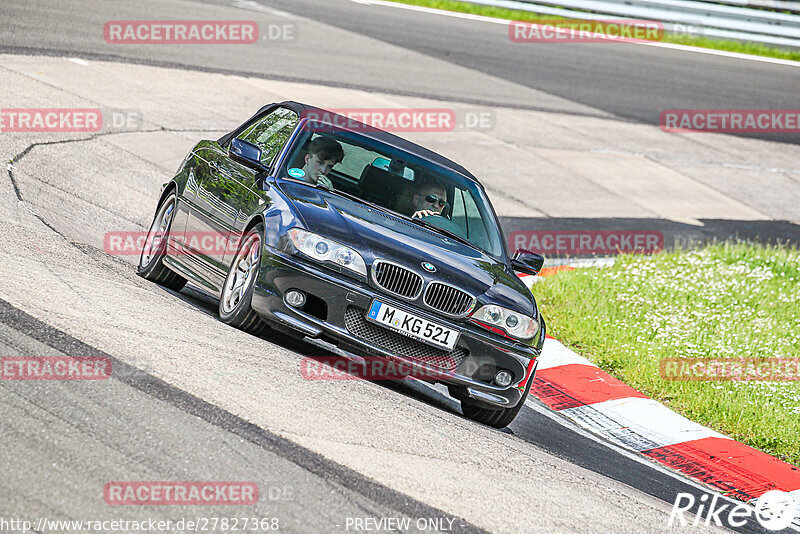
xmin=471 ymin=304 xmax=538 ymax=340
xmin=287 ymin=228 xmax=367 ymax=278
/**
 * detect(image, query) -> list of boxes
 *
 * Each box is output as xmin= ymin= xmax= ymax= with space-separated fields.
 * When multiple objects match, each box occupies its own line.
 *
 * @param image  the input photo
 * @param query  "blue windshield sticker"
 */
xmin=288 ymin=168 xmax=305 ymax=179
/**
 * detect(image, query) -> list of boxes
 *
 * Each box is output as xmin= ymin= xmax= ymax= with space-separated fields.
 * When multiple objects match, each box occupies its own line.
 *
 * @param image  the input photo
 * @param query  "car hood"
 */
xmin=280 ymin=182 xmax=535 ymax=314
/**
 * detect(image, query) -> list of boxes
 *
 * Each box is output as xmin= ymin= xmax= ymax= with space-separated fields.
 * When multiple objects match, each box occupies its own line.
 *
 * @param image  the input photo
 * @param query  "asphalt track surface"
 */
xmin=2 ymin=0 xmax=799 ymax=144
xmin=0 ymin=0 xmax=796 ymax=532
xmin=258 ymin=0 xmax=800 ymax=145
xmin=3 ymin=0 xmax=799 ymax=248
xmin=0 ymin=301 xmax=482 ymax=533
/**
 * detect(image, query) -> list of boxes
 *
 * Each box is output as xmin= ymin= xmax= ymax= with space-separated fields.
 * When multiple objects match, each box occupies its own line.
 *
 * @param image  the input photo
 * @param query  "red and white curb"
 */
xmin=517 ymin=271 xmax=800 ymax=518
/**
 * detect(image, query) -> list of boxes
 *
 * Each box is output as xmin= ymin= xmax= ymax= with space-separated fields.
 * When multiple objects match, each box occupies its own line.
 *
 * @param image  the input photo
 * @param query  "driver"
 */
xmin=301 ymin=136 xmax=344 ymax=188
xmin=407 ymin=179 xmax=448 ymax=219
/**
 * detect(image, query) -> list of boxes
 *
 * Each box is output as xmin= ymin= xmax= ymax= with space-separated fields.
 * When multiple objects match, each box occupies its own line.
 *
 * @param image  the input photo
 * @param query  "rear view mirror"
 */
xmin=371 ymin=157 xmax=391 ymax=169
xmin=511 ymin=249 xmax=544 ymax=276
xmin=229 ymin=138 xmax=266 ymax=171
xmin=371 ymin=157 xmax=414 ymax=180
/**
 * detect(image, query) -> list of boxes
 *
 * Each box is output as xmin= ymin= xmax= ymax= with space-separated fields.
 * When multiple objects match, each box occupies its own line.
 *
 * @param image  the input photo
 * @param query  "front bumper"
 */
xmin=250 ymin=248 xmax=541 ymax=409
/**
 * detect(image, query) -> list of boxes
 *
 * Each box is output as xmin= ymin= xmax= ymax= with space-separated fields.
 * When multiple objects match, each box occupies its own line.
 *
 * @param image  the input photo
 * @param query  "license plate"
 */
xmin=366 ymin=300 xmax=459 ymax=351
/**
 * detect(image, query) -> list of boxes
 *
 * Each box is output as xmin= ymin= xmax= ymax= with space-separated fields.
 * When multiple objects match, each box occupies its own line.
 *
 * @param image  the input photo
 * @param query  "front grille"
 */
xmin=423 ymin=282 xmax=475 ymax=316
xmin=372 ymin=260 xmax=423 ymax=299
xmin=344 ymin=307 xmax=467 ymax=371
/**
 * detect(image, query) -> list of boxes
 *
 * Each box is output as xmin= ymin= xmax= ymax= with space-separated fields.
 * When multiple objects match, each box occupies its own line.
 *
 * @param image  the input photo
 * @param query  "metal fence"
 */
xmin=712 ymin=0 xmax=800 ymax=14
xmin=462 ymin=0 xmax=800 ymax=48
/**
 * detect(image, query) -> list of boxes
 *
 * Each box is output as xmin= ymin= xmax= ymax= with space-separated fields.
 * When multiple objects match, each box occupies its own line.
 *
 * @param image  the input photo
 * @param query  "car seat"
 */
xmin=358 ymin=165 xmax=403 ymax=208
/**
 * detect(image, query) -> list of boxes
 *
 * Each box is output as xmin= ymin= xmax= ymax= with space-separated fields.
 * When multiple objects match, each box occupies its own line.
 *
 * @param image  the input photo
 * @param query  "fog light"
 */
xmin=494 ymin=370 xmax=513 ymax=387
xmin=285 ymin=290 xmax=306 ymax=308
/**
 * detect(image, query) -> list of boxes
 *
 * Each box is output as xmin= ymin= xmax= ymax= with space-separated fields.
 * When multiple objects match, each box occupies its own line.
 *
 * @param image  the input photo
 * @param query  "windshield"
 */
xmin=277 ymin=121 xmax=506 ymax=258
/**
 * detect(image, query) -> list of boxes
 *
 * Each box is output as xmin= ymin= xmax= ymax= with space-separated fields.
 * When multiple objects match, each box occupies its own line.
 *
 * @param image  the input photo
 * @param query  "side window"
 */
xmin=451 ymin=188 xmax=490 ymax=249
xmin=451 ymin=188 xmax=468 ymax=236
xmin=240 ymin=108 xmax=299 ymax=166
xmin=464 ymin=192 xmax=490 ymax=249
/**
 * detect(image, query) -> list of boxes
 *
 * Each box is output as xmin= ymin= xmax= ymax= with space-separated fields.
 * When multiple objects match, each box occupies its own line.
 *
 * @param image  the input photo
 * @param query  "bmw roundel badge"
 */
xmin=422 ymin=262 xmax=436 ymax=273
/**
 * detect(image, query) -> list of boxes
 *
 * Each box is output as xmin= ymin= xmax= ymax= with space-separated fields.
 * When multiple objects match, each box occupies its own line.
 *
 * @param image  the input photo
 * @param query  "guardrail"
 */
xmin=462 ymin=0 xmax=800 ymax=48
xmin=699 ymin=0 xmax=800 ymax=15
xmin=688 ymin=0 xmax=800 ymax=14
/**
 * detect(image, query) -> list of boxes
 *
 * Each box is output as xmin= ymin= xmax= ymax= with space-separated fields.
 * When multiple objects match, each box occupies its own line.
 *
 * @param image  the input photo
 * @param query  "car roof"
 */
xmin=249 ymin=101 xmax=480 ymax=184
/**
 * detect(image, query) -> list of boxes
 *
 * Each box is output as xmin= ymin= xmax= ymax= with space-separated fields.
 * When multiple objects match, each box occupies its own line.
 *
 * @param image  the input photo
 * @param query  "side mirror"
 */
xmin=511 ymin=249 xmax=544 ymax=276
xmin=229 ymin=138 xmax=267 ymax=171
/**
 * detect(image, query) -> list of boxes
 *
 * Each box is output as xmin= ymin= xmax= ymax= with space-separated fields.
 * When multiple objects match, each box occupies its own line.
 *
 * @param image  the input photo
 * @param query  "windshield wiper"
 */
xmin=312 ymin=183 xmax=387 ymax=212
xmin=407 ymin=217 xmax=482 ymax=253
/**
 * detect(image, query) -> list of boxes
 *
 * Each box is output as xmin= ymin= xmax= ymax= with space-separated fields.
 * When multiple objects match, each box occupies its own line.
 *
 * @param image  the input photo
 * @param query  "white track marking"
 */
xmin=561 ymin=397 xmax=728 ymax=450
xmin=537 ymin=337 xmax=598 ymax=370
xmin=526 ymin=399 xmax=800 ymax=532
xmin=351 ymin=0 xmax=800 ymax=67
xmin=791 ymin=491 xmax=800 ymax=530
xmin=526 ymin=396 xmax=703 ymax=478
xmin=232 ymin=0 xmax=299 ymax=18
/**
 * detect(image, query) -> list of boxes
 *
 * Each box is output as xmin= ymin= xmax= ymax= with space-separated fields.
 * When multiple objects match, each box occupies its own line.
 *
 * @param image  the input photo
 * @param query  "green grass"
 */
xmin=387 ymin=0 xmax=800 ymax=61
xmin=532 ymin=242 xmax=800 ymax=465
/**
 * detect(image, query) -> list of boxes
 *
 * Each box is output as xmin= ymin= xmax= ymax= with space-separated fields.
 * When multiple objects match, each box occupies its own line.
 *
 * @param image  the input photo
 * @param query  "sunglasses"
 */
xmin=424 ymin=194 xmax=448 ymax=208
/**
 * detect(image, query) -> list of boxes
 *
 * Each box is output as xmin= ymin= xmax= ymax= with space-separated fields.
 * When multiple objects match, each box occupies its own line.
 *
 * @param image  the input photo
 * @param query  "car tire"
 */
xmin=137 ymin=192 xmax=187 ymax=291
xmin=460 ymin=372 xmax=534 ymax=428
xmin=218 ymin=224 xmax=270 ymax=336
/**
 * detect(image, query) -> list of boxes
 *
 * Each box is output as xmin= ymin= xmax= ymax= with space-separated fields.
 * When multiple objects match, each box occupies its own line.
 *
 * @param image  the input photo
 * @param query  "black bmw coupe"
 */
xmin=138 ymin=101 xmax=546 ymax=428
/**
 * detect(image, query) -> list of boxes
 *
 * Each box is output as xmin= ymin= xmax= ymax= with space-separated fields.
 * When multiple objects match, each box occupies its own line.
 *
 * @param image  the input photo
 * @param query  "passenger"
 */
xmin=400 ymin=178 xmax=448 ymax=219
xmin=300 ymin=137 xmax=344 ymax=188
